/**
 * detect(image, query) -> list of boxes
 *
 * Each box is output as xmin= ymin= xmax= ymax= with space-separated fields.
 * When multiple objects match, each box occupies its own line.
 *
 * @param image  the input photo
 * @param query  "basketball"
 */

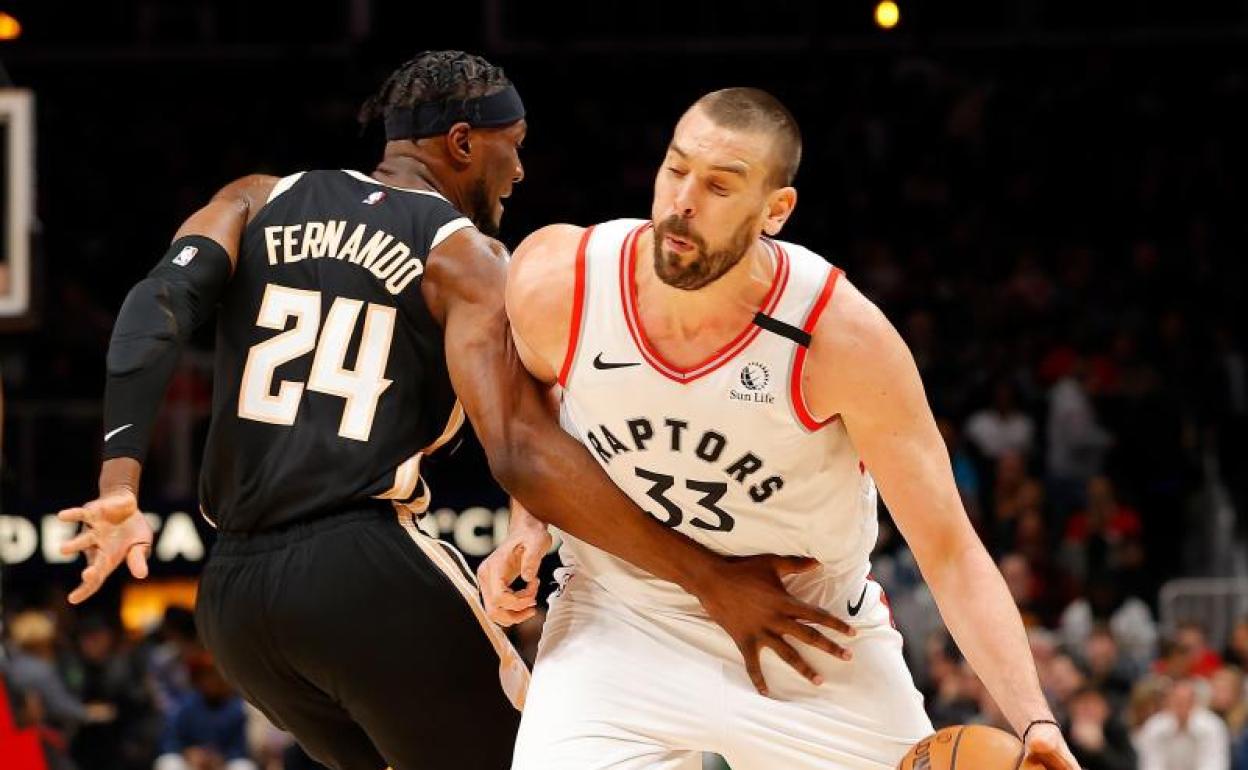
xmin=897 ymin=725 xmax=1029 ymax=769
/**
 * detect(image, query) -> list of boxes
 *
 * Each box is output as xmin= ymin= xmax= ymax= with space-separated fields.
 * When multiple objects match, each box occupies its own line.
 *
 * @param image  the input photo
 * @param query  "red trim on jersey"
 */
xmin=868 ymin=574 xmax=898 ymax=630
xmin=790 ymin=266 xmax=844 ymax=431
xmin=557 ymin=227 xmax=595 ymax=388
xmin=619 ymin=223 xmax=790 ymax=384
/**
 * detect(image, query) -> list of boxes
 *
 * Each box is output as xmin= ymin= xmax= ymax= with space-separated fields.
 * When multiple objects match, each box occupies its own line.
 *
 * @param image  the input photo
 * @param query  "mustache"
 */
xmin=656 ymin=216 xmax=706 ymax=249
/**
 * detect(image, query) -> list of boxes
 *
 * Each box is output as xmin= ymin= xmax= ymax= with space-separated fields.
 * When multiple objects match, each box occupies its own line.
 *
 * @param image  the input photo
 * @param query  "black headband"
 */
xmin=384 ymin=85 xmax=526 ymax=140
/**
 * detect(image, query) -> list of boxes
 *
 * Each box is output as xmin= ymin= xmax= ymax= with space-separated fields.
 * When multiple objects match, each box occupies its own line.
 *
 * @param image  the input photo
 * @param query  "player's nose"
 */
xmin=672 ymin=180 xmax=696 ymax=219
xmin=513 ymin=159 xmax=525 ymax=184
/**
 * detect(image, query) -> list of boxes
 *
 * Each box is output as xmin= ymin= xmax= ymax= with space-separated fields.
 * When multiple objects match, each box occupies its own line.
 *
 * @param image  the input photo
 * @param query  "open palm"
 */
xmin=57 ymin=489 xmax=153 ymax=604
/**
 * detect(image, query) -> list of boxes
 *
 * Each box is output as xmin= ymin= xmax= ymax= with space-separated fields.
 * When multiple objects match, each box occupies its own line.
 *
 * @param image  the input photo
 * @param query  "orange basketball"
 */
xmin=897 ymin=725 xmax=1028 ymax=770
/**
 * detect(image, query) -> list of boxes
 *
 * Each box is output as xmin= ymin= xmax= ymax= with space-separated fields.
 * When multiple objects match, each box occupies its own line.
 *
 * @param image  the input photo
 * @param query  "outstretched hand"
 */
xmin=57 ymin=489 xmax=153 ymax=604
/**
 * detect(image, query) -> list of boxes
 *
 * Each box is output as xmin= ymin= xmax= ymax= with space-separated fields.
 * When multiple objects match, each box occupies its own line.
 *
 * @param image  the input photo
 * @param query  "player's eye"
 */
xmin=667 ymin=167 xmax=688 ymax=177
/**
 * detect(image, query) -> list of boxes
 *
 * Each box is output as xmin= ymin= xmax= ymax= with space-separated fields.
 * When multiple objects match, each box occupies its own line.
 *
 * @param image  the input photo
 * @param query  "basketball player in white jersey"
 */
xmin=480 ymin=88 xmax=1081 ymax=770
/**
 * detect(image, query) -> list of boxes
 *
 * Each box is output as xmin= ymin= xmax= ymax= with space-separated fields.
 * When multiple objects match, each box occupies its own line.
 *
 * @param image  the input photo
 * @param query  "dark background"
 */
xmin=1 ymin=1 xmax=1247 ymax=768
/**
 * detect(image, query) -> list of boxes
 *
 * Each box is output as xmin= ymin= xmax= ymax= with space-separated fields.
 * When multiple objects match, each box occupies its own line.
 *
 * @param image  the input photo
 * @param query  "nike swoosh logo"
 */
xmin=104 ymin=424 xmax=134 ymax=442
xmin=593 ymin=353 xmax=640 ymax=370
xmin=847 ymin=584 xmax=868 ymax=617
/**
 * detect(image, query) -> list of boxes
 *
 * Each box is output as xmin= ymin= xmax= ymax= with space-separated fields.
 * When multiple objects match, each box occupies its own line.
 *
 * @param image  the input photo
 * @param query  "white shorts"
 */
xmin=512 ymin=567 xmax=933 ymax=770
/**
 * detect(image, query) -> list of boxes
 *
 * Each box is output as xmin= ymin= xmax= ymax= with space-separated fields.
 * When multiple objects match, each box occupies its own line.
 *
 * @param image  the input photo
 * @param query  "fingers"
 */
xmin=740 ymin=641 xmax=770 ymax=697
xmin=483 ymin=581 xmax=538 ymax=626
xmin=519 ymin=543 xmax=545 ymax=584
xmin=489 ymin=605 xmax=537 ymax=627
xmin=126 ymin=542 xmax=150 ymax=579
xmin=58 ymin=506 xmax=88 ymax=525
xmin=68 ymin=566 xmax=105 ymax=605
xmin=59 ymin=530 xmax=97 ymax=557
xmin=770 ymin=555 xmax=821 ymax=576
xmin=493 ymin=585 xmax=538 ymax=613
xmin=779 ymin=619 xmax=853 ymax=662
xmin=785 ymin=600 xmax=856 ymax=637
xmin=761 ymin=633 xmax=825 ymax=686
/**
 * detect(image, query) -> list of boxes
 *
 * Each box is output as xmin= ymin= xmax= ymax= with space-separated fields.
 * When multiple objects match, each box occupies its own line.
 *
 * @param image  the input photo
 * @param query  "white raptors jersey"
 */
xmin=556 ymin=219 xmax=879 ymax=614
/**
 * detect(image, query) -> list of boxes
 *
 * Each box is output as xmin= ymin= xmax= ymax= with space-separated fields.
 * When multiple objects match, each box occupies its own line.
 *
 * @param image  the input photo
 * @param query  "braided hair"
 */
xmin=359 ymin=50 xmax=513 ymax=130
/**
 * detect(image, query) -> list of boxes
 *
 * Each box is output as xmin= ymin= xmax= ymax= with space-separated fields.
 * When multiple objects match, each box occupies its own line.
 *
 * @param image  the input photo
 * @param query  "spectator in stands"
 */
xmin=965 ymin=381 xmax=1035 ymax=460
xmin=3 ymin=611 xmax=115 ymax=734
xmin=1059 ymin=475 xmax=1144 ymax=583
xmin=1060 ymin=574 xmax=1158 ymax=668
xmin=1064 ymin=685 xmax=1136 ymax=770
xmin=1135 ymin=678 xmax=1229 ymax=770
xmin=67 ymin=616 xmax=155 ymax=770
xmin=1046 ymin=357 xmax=1115 ymax=517
xmin=146 ymin=608 xmax=201 ymax=718
xmin=1081 ymin=626 xmax=1137 ymax=709
xmin=1041 ymin=654 xmax=1086 ymax=723
xmin=936 ymin=416 xmax=982 ymax=524
xmin=1156 ymin=622 xmax=1225 ymax=680
xmin=1210 ymin=666 xmax=1247 ymax=742
xmin=928 ymin=659 xmax=985 ymax=729
xmin=1227 ymin=617 xmax=1248 ymax=670
xmin=155 ymin=654 xmax=255 ymax=770
xmin=999 ymin=551 xmax=1061 ymax=628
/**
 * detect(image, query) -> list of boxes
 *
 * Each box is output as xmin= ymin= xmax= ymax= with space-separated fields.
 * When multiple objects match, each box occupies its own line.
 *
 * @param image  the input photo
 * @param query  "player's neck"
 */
xmin=371 ymin=153 xmax=464 ymax=209
xmin=634 ymin=229 xmax=775 ymax=341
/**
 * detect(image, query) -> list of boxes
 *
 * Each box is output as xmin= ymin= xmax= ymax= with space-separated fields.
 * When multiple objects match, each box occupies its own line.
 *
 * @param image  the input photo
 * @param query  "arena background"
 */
xmin=1 ymin=1 xmax=1247 ymax=768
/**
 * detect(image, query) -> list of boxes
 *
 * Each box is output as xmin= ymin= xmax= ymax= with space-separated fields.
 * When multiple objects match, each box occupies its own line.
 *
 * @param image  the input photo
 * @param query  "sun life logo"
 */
xmin=740 ymin=362 xmax=770 ymax=391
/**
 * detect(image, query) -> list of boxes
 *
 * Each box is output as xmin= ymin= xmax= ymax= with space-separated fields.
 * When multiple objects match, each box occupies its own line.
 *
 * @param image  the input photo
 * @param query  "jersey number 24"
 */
xmin=238 ymin=283 xmax=394 ymax=441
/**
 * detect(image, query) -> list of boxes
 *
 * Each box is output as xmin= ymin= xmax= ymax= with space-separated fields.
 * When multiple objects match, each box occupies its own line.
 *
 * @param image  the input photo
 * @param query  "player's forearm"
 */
xmin=921 ymin=538 xmax=1054 ymax=736
xmin=502 ymin=416 xmax=721 ymax=595
xmin=103 ymin=236 xmax=231 ymax=462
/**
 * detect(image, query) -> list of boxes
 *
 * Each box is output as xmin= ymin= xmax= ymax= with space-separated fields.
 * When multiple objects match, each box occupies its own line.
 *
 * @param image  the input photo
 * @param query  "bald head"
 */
xmin=689 ymin=88 xmax=802 ymax=188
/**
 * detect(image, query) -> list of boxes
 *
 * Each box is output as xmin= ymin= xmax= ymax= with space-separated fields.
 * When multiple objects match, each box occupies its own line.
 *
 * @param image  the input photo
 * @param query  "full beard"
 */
xmin=652 ymin=215 xmax=755 ymax=290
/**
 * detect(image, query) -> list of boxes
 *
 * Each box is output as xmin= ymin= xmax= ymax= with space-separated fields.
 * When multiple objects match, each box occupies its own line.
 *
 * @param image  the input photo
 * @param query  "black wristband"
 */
xmin=1022 ymin=718 xmax=1060 ymax=743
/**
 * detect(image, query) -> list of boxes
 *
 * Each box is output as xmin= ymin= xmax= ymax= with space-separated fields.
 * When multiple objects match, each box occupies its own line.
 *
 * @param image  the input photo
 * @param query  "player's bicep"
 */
xmin=172 ymin=175 xmax=278 ymax=269
xmin=430 ymin=232 xmax=531 ymax=455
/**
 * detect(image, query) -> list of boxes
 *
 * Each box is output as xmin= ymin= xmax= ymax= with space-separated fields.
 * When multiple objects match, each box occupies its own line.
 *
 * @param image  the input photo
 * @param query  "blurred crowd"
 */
xmin=4 ymin=21 xmax=1248 ymax=770
xmin=0 ymin=605 xmax=329 ymax=770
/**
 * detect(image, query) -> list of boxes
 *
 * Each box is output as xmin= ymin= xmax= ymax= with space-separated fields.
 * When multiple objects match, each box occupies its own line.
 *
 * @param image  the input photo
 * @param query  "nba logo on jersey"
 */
xmin=363 ymin=190 xmax=387 ymax=206
xmin=172 ymin=245 xmax=198 ymax=266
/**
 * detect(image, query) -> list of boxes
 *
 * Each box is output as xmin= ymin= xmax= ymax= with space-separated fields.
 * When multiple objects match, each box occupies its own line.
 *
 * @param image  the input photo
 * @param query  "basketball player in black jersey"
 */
xmin=56 ymin=51 xmax=856 ymax=770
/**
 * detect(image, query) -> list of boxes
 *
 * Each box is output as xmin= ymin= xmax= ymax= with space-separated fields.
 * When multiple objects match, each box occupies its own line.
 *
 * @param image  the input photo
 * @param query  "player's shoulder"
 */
xmin=510 ymin=217 xmax=643 ymax=280
xmin=209 ymin=174 xmax=283 ymax=223
xmin=506 ymin=224 xmax=584 ymax=316
xmin=809 ymin=270 xmax=908 ymax=387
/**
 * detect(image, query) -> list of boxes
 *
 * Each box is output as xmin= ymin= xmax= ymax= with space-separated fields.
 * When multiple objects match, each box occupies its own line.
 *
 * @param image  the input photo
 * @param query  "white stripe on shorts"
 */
xmin=394 ymin=509 xmax=530 ymax=710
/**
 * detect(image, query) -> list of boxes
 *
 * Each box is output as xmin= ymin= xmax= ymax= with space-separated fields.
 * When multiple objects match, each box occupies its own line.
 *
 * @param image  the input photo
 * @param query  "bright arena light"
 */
xmin=0 ymin=12 xmax=21 ymax=41
xmin=875 ymin=1 xmax=900 ymax=30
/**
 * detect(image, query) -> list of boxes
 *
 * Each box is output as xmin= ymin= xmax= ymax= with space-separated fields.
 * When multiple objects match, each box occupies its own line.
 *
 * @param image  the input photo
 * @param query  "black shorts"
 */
xmin=196 ymin=506 xmax=524 ymax=770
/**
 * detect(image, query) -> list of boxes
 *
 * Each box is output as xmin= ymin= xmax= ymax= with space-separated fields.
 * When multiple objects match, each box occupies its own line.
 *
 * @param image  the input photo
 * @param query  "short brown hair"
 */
xmin=693 ymin=87 xmax=802 ymax=187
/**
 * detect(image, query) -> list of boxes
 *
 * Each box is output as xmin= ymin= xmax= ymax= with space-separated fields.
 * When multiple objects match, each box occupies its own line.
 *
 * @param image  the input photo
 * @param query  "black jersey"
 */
xmin=199 ymin=170 xmax=468 ymax=532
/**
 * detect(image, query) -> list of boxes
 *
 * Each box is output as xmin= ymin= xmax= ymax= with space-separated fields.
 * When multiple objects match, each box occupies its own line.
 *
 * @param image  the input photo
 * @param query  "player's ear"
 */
xmin=446 ymin=123 xmax=474 ymax=165
xmin=762 ymin=185 xmax=797 ymax=237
